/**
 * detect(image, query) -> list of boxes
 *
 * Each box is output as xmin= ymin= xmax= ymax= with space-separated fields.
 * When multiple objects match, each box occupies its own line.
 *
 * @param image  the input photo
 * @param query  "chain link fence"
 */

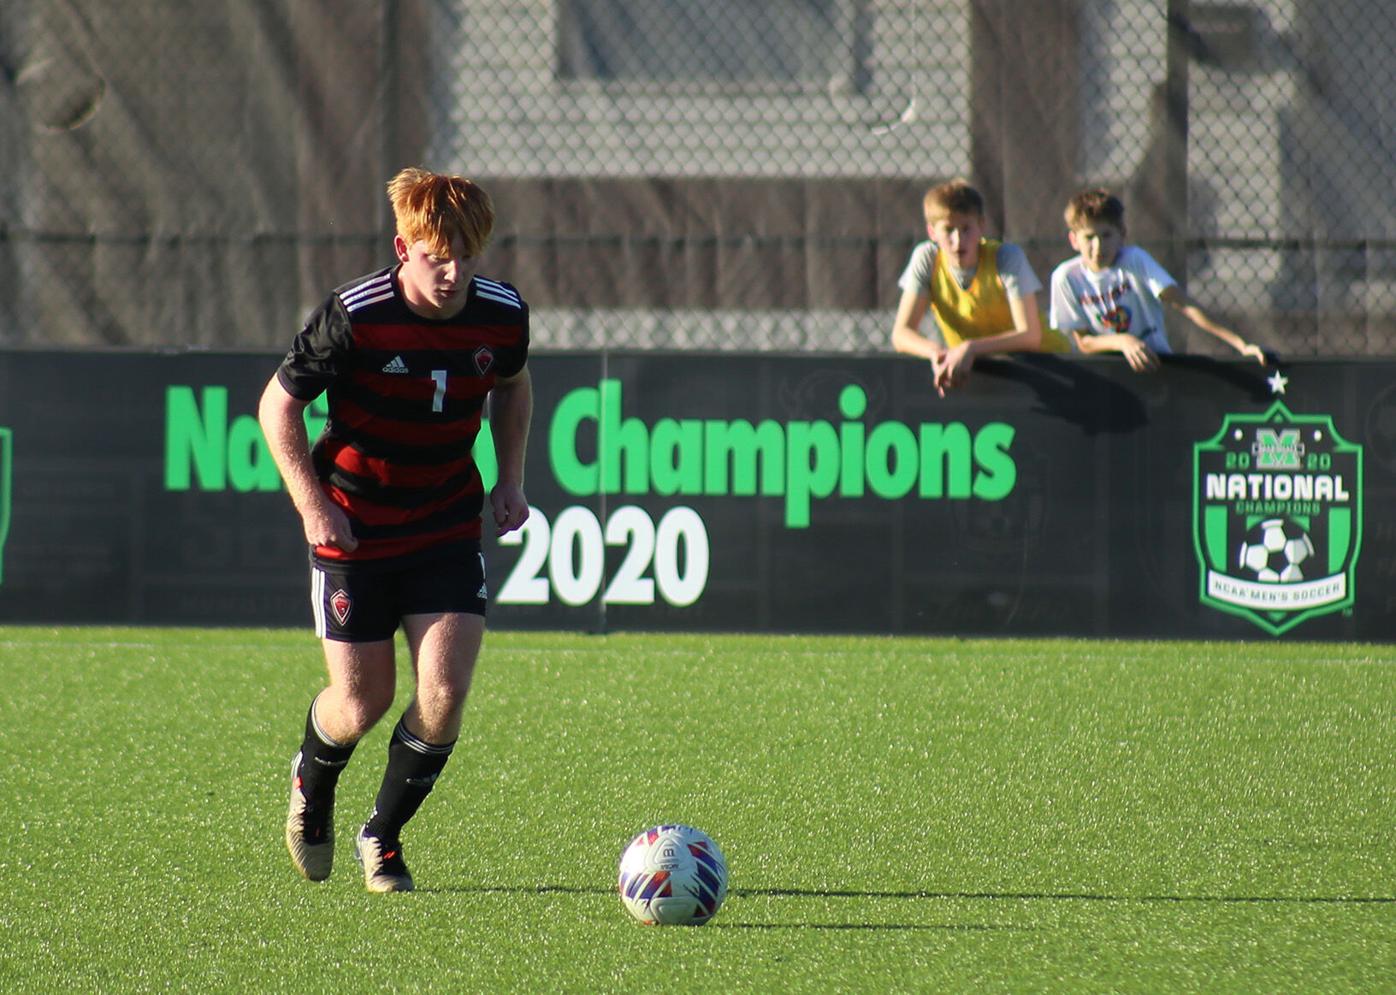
xmin=2 ymin=0 xmax=1394 ymax=357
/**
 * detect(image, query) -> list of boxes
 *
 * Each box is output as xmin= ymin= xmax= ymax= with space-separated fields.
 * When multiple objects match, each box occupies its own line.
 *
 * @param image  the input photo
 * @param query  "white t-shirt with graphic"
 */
xmin=1049 ymin=245 xmax=1176 ymax=353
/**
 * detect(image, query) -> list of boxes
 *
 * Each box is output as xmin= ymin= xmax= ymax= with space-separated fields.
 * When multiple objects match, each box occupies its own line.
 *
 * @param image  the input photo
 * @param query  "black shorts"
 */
xmin=310 ymin=540 xmax=488 ymax=643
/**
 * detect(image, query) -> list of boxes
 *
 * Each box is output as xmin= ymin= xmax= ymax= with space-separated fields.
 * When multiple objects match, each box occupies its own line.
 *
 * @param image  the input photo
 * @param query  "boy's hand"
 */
xmin=933 ymin=343 xmax=975 ymax=396
xmin=1237 ymin=342 xmax=1268 ymax=366
xmin=1119 ymin=338 xmax=1159 ymax=373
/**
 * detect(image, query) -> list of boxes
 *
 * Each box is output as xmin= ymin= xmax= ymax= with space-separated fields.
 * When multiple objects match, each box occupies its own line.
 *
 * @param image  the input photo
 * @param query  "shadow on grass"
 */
xmin=419 ymin=883 xmax=1394 ymax=906
xmin=713 ymin=922 xmax=1021 ymax=932
xmin=736 ymin=887 xmax=1396 ymax=905
xmin=415 ymin=884 xmax=1028 ymax=931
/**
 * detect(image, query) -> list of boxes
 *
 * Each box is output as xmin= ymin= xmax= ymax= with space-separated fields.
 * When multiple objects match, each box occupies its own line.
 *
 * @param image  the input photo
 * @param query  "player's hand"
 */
xmin=1119 ymin=338 xmax=1159 ymax=373
xmin=302 ymin=501 xmax=358 ymax=552
xmin=1238 ymin=342 xmax=1268 ymax=366
xmin=491 ymin=481 xmax=530 ymax=536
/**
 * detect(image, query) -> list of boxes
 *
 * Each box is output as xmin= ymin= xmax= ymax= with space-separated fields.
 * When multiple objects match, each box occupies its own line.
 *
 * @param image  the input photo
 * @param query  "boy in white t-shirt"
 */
xmin=1048 ymin=188 xmax=1267 ymax=372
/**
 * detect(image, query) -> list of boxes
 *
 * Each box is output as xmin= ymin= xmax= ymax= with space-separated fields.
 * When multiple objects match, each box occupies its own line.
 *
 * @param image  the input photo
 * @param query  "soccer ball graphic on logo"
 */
xmin=618 ymin=824 xmax=728 ymax=925
xmin=1237 ymin=518 xmax=1315 ymax=582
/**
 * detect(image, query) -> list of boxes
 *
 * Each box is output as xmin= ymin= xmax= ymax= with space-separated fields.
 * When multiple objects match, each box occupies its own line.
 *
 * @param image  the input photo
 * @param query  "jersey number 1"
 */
xmin=431 ymin=369 xmax=447 ymax=412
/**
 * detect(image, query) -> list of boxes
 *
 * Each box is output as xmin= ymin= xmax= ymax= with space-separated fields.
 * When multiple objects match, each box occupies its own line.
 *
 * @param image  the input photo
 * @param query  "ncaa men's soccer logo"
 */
xmin=1192 ymin=401 xmax=1362 ymax=635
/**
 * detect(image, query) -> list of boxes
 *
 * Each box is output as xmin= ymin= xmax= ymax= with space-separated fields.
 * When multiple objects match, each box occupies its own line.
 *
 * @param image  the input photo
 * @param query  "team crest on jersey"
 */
xmin=329 ymin=588 xmax=352 ymax=626
xmin=473 ymin=346 xmax=495 ymax=375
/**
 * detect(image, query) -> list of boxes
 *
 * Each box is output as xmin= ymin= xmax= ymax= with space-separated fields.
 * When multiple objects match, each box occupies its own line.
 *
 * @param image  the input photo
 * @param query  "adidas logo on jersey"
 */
xmin=382 ymin=355 xmax=409 ymax=374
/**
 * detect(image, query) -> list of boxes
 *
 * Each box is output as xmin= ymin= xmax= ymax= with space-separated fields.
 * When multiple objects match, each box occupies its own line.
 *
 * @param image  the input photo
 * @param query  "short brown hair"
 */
xmin=923 ymin=178 xmax=984 ymax=223
xmin=387 ymin=167 xmax=494 ymax=258
xmin=1064 ymin=188 xmax=1125 ymax=230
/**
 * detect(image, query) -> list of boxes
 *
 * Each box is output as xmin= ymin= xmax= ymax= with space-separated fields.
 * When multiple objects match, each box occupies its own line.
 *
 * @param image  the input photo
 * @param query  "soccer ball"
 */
xmin=1238 ymin=517 xmax=1314 ymax=582
xmin=617 ymin=824 xmax=728 ymax=925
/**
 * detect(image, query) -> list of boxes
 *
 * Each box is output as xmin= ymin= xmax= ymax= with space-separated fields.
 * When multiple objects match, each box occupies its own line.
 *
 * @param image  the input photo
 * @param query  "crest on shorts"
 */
xmin=329 ymin=588 xmax=352 ymax=626
xmin=1192 ymin=401 xmax=1362 ymax=635
xmin=473 ymin=346 xmax=496 ymax=376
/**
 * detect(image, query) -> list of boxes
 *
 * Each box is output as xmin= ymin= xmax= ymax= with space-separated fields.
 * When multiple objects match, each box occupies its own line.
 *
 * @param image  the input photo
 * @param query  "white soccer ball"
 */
xmin=1237 ymin=517 xmax=1315 ymax=583
xmin=618 ymin=824 xmax=728 ymax=926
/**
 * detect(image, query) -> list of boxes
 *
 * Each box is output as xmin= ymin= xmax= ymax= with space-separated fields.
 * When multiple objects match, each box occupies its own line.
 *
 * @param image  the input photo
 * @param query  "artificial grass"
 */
xmin=1 ymin=628 xmax=1392 ymax=992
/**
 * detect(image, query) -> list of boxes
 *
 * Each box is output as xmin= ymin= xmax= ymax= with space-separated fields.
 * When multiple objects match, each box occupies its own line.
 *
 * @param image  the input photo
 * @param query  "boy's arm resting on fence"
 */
xmin=891 ymin=287 xmax=945 ymax=362
xmin=1071 ymin=329 xmax=1160 ymax=372
xmin=933 ymin=292 xmax=1045 ymax=388
xmin=1159 ymin=286 xmax=1267 ymax=365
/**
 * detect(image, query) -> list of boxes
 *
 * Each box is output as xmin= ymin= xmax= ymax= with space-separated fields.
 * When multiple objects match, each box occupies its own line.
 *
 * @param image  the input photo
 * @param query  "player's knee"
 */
xmin=341 ymin=685 xmax=395 ymax=736
xmin=432 ymin=674 xmax=472 ymax=713
xmin=421 ymin=669 xmax=474 ymax=719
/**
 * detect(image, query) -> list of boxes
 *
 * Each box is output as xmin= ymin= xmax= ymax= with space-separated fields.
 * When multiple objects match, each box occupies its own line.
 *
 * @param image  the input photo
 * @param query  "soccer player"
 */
xmin=259 ymin=167 xmax=532 ymax=893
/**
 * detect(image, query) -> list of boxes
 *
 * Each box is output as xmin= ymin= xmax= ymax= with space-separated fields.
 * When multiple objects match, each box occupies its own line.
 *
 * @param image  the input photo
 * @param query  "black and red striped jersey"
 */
xmin=276 ymin=265 xmax=529 ymax=561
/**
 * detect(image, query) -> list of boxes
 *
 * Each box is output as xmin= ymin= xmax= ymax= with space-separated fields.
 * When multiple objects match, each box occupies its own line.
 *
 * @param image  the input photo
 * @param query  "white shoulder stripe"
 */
xmin=341 ymin=273 xmax=394 ymax=306
xmin=474 ymin=277 xmax=521 ymax=305
xmin=346 ymin=290 xmax=395 ymax=312
xmin=475 ymin=289 xmax=522 ymax=309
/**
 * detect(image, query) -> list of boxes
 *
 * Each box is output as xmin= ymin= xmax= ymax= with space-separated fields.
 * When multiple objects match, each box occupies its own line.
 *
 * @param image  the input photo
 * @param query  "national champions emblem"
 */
xmin=1193 ymin=401 xmax=1362 ymax=635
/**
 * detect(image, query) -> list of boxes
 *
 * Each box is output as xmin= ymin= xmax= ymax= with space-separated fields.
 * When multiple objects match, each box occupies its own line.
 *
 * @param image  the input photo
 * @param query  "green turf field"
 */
xmin=1 ymin=627 xmax=1393 ymax=992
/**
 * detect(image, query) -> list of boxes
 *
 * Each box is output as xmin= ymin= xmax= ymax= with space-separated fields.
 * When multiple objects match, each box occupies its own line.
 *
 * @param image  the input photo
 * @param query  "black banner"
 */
xmin=0 ymin=350 xmax=1391 ymax=640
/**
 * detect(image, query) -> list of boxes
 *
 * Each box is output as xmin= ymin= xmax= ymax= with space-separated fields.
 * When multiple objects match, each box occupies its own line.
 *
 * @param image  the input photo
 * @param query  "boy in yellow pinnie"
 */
xmin=892 ymin=178 xmax=1068 ymax=396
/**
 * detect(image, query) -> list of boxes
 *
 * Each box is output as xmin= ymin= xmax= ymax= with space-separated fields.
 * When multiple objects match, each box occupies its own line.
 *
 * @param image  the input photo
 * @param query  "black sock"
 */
xmin=295 ymin=696 xmax=356 ymax=807
xmin=363 ymin=719 xmax=454 ymax=843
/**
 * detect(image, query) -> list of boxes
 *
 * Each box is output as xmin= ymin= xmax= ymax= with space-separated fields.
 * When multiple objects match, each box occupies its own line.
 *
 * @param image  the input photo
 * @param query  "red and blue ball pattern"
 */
xmin=618 ymin=824 xmax=729 ymax=925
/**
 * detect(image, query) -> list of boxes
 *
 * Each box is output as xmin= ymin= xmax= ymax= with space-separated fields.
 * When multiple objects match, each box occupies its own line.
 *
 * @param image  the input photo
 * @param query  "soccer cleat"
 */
xmin=285 ymin=751 xmax=334 ymax=881
xmin=354 ymin=827 xmax=415 ymax=893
